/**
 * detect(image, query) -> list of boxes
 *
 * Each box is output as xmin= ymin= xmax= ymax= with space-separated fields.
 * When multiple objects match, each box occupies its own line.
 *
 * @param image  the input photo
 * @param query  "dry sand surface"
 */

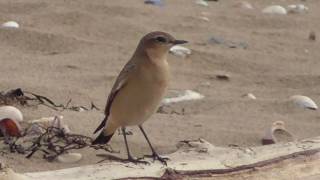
xmin=0 ymin=0 xmax=320 ymax=173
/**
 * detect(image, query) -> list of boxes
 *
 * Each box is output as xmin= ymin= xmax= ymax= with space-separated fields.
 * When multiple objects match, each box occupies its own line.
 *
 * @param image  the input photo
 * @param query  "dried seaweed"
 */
xmin=3 ymin=124 xmax=117 ymax=162
xmin=0 ymin=88 xmax=100 ymax=112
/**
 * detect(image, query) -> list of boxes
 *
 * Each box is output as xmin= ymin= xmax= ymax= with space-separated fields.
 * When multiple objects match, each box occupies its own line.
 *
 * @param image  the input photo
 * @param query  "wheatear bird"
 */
xmin=92 ymin=31 xmax=187 ymax=164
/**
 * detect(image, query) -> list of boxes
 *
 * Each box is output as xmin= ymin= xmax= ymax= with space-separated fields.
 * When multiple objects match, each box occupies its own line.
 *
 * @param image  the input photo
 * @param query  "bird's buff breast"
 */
xmin=110 ymin=67 xmax=169 ymax=126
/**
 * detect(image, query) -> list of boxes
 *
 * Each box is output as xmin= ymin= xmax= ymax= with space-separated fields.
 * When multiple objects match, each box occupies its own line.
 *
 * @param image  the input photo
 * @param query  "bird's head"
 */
xmin=138 ymin=31 xmax=188 ymax=59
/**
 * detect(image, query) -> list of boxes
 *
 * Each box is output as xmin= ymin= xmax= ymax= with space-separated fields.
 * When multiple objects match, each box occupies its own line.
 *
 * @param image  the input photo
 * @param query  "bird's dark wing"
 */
xmin=93 ymin=61 xmax=136 ymax=134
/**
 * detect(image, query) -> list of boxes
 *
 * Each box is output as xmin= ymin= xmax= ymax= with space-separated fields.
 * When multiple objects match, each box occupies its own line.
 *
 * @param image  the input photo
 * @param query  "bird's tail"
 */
xmin=92 ymin=131 xmax=114 ymax=145
xmin=92 ymin=119 xmax=118 ymax=145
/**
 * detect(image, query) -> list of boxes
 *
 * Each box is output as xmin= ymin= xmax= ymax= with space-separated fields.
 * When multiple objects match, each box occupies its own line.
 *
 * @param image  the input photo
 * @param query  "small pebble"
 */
xmin=216 ymin=74 xmax=230 ymax=81
xmin=144 ymin=0 xmax=163 ymax=6
xmin=309 ymin=31 xmax=316 ymax=41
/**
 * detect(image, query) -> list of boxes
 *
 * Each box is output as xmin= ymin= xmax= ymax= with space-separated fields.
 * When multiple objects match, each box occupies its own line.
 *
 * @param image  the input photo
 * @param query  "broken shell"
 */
xmin=262 ymin=121 xmax=294 ymax=145
xmin=195 ymin=0 xmax=208 ymax=7
xmin=1 ymin=21 xmax=19 ymax=29
xmin=287 ymin=4 xmax=308 ymax=14
xmin=162 ymin=90 xmax=204 ymax=105
xmin=169 ymin=45 xmax=191 ymax=58
xmin=243 ymin=93 xmax=256 ymax=100
xmin=198 ymin=16 xmax=210 ymax=22
xmin=0 ymin=106 xmax=23 ymax=122
xmin=57 ymin=153 xmax=82 ymax=163
xmin=290 ymin=95 xmax=318 ymax=110
xmin=262 ymin=5 xmax=287 ymax=15
xmin=0 ymin=118 xmax=22 ymax=137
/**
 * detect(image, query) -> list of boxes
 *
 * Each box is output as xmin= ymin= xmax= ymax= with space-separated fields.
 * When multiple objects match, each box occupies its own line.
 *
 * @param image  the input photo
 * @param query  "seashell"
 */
xmin=169 ymin=45 xmax=191 ymax=58
xmin=243 ymin=93 xmax=256 ymax=100
xmin=195 ymin=0 xmax=208 ymax=7
xmin=262 ymin=5 xmax=287 ymax=15
xmin=0 ymin=118 xmax=22 ymax=137
xmin=262 ymin=121 xmax=294 ymax=145
xmin=287 ymin=4 xmax=308 ymax=14
xmin=162 ymin=90 xmax=204 ymax=105
xmin=0 ymin=106 xmax=23 ymax=122
xmin=1 ymin=21 xmax=19 ymax=29
xmin=57 ymin=153 xmax=82 ymax=163
xmin=290 ymin=95 xmax=318 ymax=110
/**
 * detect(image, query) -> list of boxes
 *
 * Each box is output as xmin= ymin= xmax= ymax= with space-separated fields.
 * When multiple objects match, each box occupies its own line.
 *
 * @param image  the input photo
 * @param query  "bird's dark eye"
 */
xmin=155 ymin=36 xmax=167 ymax=43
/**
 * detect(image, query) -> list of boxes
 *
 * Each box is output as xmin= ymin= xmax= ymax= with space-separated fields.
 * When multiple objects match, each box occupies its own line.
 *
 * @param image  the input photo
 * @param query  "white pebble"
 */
xmin=290 ymin=95 xmax=318 ymax=110
xmin=1 ymin=21 xmax=19 ymax=29
xmin=57 ymin=153 xmax=82 ymax=163
xmin=0 ymin=106 xmax=23 ymax=122
xmin=170 ymin=45 xmax=191 ymax=58
xmin=262 ymin=5 xmax=287 ymax=15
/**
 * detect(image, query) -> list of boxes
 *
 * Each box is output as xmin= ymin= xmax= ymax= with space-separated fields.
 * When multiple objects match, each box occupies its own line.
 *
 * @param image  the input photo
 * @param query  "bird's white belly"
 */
xmin=110 ymin=77 xmax=167 ymax=126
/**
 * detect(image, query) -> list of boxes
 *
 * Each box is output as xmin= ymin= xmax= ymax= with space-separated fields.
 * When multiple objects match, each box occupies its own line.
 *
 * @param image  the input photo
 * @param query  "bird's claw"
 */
xmin=126 ymin=156 xmax=150 ymax=165
xmin=142 ymin=153 xmax=169 ymax=166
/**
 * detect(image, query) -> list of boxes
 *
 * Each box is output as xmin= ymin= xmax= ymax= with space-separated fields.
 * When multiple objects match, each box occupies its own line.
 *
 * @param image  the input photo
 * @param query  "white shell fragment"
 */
xmin=57 ymin=153 xmax=82 ymax=163
xmin=1 ymin=21 xmax=19 ymax=29
xmin=0 ymin=106 xmax=23 ymax=122
xmin=262 ymin=121 xmax=294 ymax=145
xmin=162 ymin=90 xmax=204 ymax=105
xmin=262 ymin=5 xmax=287 ymax=15
xmin=198 ymin=16 xmax=210 ymax=22
xmin=287 ymin=4 xmax=308 ymax=14
xmin=243 ymin=93 xmax=256 ymax=100
xmin=290 ymin=95 xmax=318 ymax=110
xmin=169 ymin=45 xmax=191 ymax=58
xmin=195 ymin=0 xmax=208 ymax=7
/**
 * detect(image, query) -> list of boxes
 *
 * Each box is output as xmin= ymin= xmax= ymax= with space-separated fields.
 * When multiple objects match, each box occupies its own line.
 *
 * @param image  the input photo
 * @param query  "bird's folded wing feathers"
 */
xmin=93 ymin=61 xmax=136 ymax=134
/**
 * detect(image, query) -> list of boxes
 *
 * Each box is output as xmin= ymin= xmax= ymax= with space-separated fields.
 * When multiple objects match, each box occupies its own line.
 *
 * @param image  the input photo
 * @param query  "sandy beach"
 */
xmin=1 ymin=0 xmax=320 ymax=173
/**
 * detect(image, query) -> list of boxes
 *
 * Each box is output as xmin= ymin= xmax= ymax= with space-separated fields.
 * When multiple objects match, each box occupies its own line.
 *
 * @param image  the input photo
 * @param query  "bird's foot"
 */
xmin=142 ymin=153 xmax=169 ymax=166
xmin=126 ymin=155 xmax=150 ymax=165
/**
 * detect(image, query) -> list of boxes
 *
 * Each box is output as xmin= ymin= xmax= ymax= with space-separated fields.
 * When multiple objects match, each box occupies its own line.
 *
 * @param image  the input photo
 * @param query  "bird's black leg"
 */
xmin=138 ymin=125 xmax=169 ymax=165
xmin=121 ymin=127 xmax=149 ymax=165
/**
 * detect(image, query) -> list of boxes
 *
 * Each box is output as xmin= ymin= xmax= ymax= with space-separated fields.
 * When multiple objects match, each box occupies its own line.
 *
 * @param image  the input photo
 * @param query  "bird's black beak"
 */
xmin=172 ymin=40 xmax=188 ymax=45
